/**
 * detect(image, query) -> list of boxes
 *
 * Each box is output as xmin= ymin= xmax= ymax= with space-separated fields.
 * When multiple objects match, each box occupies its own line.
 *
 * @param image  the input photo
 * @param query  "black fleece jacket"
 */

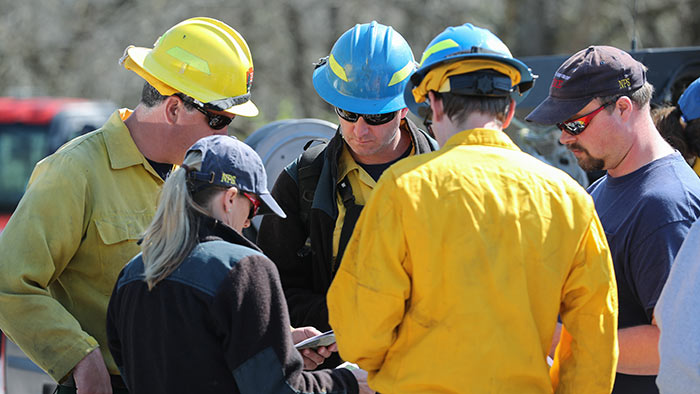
xmin=106 ymin=215 xmax=357 ymax=394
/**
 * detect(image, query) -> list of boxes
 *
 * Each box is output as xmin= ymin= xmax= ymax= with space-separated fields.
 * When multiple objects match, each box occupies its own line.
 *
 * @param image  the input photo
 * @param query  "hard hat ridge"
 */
xmin=312 ymin=21 xmax=416 ymax=115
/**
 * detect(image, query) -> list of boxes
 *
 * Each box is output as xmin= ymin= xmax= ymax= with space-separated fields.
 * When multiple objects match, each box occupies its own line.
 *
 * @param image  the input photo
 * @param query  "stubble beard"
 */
xmin=570 ymin=143 xmax=606 ymax=172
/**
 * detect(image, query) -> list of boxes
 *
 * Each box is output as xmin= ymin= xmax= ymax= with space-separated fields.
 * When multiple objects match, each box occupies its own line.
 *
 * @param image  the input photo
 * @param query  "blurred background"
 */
xmin=1 ymin=0 xmax=699 ymax=137
xmin=0 ymin=1 xmax=699 ymax=392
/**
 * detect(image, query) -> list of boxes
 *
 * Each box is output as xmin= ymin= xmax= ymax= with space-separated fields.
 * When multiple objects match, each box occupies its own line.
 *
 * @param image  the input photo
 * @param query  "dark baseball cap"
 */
xmin=186 ymin=135 xmax=286 ymax=218
xmin=526 ymin=45 xmax=646 ymax=125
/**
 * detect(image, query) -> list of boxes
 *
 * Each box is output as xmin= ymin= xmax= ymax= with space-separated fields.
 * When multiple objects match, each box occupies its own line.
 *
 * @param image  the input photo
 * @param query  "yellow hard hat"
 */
xmin=120 ymin=17 xmax=258 ymax=117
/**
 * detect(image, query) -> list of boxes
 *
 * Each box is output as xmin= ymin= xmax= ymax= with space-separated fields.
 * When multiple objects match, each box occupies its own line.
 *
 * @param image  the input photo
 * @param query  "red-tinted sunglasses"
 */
xmin=557 ymin=102 xmax=614 ymax=136
xmin=335 ymin=107 xmax=396 ymax=126
xmin=242 ymin=192 xmax=261 ymax=219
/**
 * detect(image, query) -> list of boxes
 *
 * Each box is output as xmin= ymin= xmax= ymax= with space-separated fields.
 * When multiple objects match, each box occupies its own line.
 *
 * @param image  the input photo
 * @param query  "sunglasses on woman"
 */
xmin=242 ymin=192 xmax=261 ymax=219
xmin=335 ymin=107 xmax=397 ymax=126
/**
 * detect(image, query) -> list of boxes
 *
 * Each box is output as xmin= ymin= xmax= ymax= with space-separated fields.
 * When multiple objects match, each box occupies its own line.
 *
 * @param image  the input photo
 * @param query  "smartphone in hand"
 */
xmin=294 ymin=330 xmax=335 ymax=350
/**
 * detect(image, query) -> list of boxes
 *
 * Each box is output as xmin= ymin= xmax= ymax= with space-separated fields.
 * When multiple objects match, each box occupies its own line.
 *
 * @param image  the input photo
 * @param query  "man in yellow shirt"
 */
xmin=0 ymin=18 xmax=256 ymax=393
xmin=328 ymin=23 xmax=619 ymax=393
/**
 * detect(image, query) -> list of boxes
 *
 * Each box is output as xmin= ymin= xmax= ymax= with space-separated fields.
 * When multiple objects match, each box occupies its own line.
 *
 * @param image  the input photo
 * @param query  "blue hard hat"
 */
xmin=679 ymin=76 xmax=700 ymax=122
xmin=313 ymin=21 xmax=416 ymax=115
xmin=404 ymin=23 xmax=536 ymax=117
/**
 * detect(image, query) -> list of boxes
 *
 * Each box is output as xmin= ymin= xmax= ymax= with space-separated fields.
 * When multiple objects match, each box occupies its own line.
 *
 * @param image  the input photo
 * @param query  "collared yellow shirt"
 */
xmin=329 ymin=128 xmax=619 ymax=394
xmin=0 ymin=109 xmax=163 ymax=381
xmin=332 ymin=142 xmax=416 ymax=265
xmin=331 ymin=145 xmax=375 ymax=263
xmin=693 ymin=155 xmax=700 ymax=177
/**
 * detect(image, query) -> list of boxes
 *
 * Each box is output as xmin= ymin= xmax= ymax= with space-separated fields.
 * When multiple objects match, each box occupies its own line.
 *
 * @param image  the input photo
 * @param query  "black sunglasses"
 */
xmin=175 ymin=94 xmax=234 ymax=130
xmin=335 ymin=107 xmax=397 ymax=126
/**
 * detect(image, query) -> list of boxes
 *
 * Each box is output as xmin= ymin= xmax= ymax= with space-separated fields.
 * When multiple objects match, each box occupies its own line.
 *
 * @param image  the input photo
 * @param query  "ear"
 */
xmin=398 ymin=107 xmax=409 ymax=119
xmin=501 ymin=98 xmax=516 ymax=129
xmin=615 ymin=96 xmax=634 ymax=122
xmin=222 ymin=187 xmax=239 ymax=213
xmin=163 ymin=95 xmax=183 ymax=125
xmin=428 ymin=91 xmax=445 ymax=122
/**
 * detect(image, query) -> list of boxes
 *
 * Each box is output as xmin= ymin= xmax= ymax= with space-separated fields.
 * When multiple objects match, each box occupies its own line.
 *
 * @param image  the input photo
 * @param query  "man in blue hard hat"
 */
xmin=257 ymin=21 xmax=437 ymax=368
xmin=327 ymin=24 xmax=619 ymax=392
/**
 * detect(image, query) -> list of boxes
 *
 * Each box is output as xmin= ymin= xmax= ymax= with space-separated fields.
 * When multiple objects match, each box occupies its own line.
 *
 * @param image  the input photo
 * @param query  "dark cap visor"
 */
xmin=258 ymin=193 xmax=286 ymax=218
xmin=525 ymin=95 xmax=594 ymax=125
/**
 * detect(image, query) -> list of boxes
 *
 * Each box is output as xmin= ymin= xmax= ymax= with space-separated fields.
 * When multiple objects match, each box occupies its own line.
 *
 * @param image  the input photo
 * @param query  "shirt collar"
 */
xmin=103 ymin=109 xmax=164 ymax=181
xmin=336 ymin=143 xmax=375 ymax=186
xmin=196 ymin=213 xmax=262 ymax=252
xmin=444 ymin=128 xmax=522 ymax=152
xmin=103 ymin=109 xmax=147 ymax=170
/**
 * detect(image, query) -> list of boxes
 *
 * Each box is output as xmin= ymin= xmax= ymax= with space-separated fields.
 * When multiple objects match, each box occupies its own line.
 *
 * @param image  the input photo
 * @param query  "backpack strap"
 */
xmin=297 ymin=140 xmax=328 ymax=230
xmin=295 ymin=140 xmax=327 ymax=259
xmin=335 ymin=176 xmax=363 ymax=270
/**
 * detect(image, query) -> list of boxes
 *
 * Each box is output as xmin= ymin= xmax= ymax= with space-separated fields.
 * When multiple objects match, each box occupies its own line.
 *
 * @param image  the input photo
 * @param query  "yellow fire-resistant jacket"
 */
xmin=0 ymin=110 xmax=163 ymax=381
xmin=328 ymin=128 xmax=619 ymax=394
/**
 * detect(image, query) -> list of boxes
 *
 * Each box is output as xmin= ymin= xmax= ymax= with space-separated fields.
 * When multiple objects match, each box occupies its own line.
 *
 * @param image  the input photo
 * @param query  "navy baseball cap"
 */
xmin=185 ymin=135 xmax=286 ymax=218
xmin=526 ymin=45 xmax=646 ymax=125
xmin=679 ymin=76 xmax=700 ymax=122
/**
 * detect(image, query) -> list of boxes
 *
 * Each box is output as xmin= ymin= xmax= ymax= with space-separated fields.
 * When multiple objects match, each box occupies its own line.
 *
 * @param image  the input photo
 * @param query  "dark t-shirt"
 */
xmin=146 ymin=158 xmax=173 ymax=180
xmin=357 ymin=143 xmax=412 ymax=181
xmin=588 ymin=152 xmax=700 ymax=394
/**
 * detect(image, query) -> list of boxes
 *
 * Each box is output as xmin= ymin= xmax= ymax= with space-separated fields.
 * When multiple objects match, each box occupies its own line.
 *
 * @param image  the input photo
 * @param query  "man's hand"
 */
xmin=350 ymin=368 xmax=375 ymax=394
xmin=72 ymin=348 xmax=112 ymax=394
xmin=291 ymin=326 xmax=337 ymax=370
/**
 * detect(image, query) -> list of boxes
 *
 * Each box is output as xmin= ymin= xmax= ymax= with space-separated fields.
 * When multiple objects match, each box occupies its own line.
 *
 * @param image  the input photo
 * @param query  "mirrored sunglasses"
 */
xmin=335 ymin=107 xmax=397 ymax=126
xmin=557 ymin=101 xmax=614 ymax=136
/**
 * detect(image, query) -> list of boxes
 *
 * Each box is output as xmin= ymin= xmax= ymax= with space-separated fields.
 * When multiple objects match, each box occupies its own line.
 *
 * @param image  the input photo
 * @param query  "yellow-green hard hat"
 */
xmin=121 ymin=17 xmax=258 ymax=117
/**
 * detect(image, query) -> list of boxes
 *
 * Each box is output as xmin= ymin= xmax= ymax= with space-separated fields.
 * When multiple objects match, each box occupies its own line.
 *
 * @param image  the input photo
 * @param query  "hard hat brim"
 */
xmin=223 ymin=100 xmax=259 ymax=117
xmin=404 ymin=54 xmax=535 ymax=119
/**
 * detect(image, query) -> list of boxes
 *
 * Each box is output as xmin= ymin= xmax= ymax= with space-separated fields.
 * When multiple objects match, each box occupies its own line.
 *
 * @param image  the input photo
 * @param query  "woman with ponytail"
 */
xmin=106 ymin=135 xmax=367 ymax=394
xmin=653 ymin=76 xmax=700 ymax=176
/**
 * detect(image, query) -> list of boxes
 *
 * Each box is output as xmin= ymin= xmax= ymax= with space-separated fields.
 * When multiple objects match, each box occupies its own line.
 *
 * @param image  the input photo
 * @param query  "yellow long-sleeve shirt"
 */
xmin=328 ymin=128 xmax=619 ymax=394
xmin=0 ymin=110 xmax=163 ymax=381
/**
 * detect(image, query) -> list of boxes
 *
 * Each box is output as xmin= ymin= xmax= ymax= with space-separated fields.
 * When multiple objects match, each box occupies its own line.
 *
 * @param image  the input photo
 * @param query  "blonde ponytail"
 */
xmin=141 ymin=151 xmax=215 ymax=289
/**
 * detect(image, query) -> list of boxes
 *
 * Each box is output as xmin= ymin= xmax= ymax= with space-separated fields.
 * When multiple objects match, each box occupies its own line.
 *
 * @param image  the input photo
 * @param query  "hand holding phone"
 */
xmin=294 ymin=330 xmax=335 ymax=350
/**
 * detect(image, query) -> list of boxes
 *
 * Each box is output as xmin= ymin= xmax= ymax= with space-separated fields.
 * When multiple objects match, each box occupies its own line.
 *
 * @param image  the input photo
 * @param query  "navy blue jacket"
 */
xmin=106 ymin=215 xmax=357 ymax=394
